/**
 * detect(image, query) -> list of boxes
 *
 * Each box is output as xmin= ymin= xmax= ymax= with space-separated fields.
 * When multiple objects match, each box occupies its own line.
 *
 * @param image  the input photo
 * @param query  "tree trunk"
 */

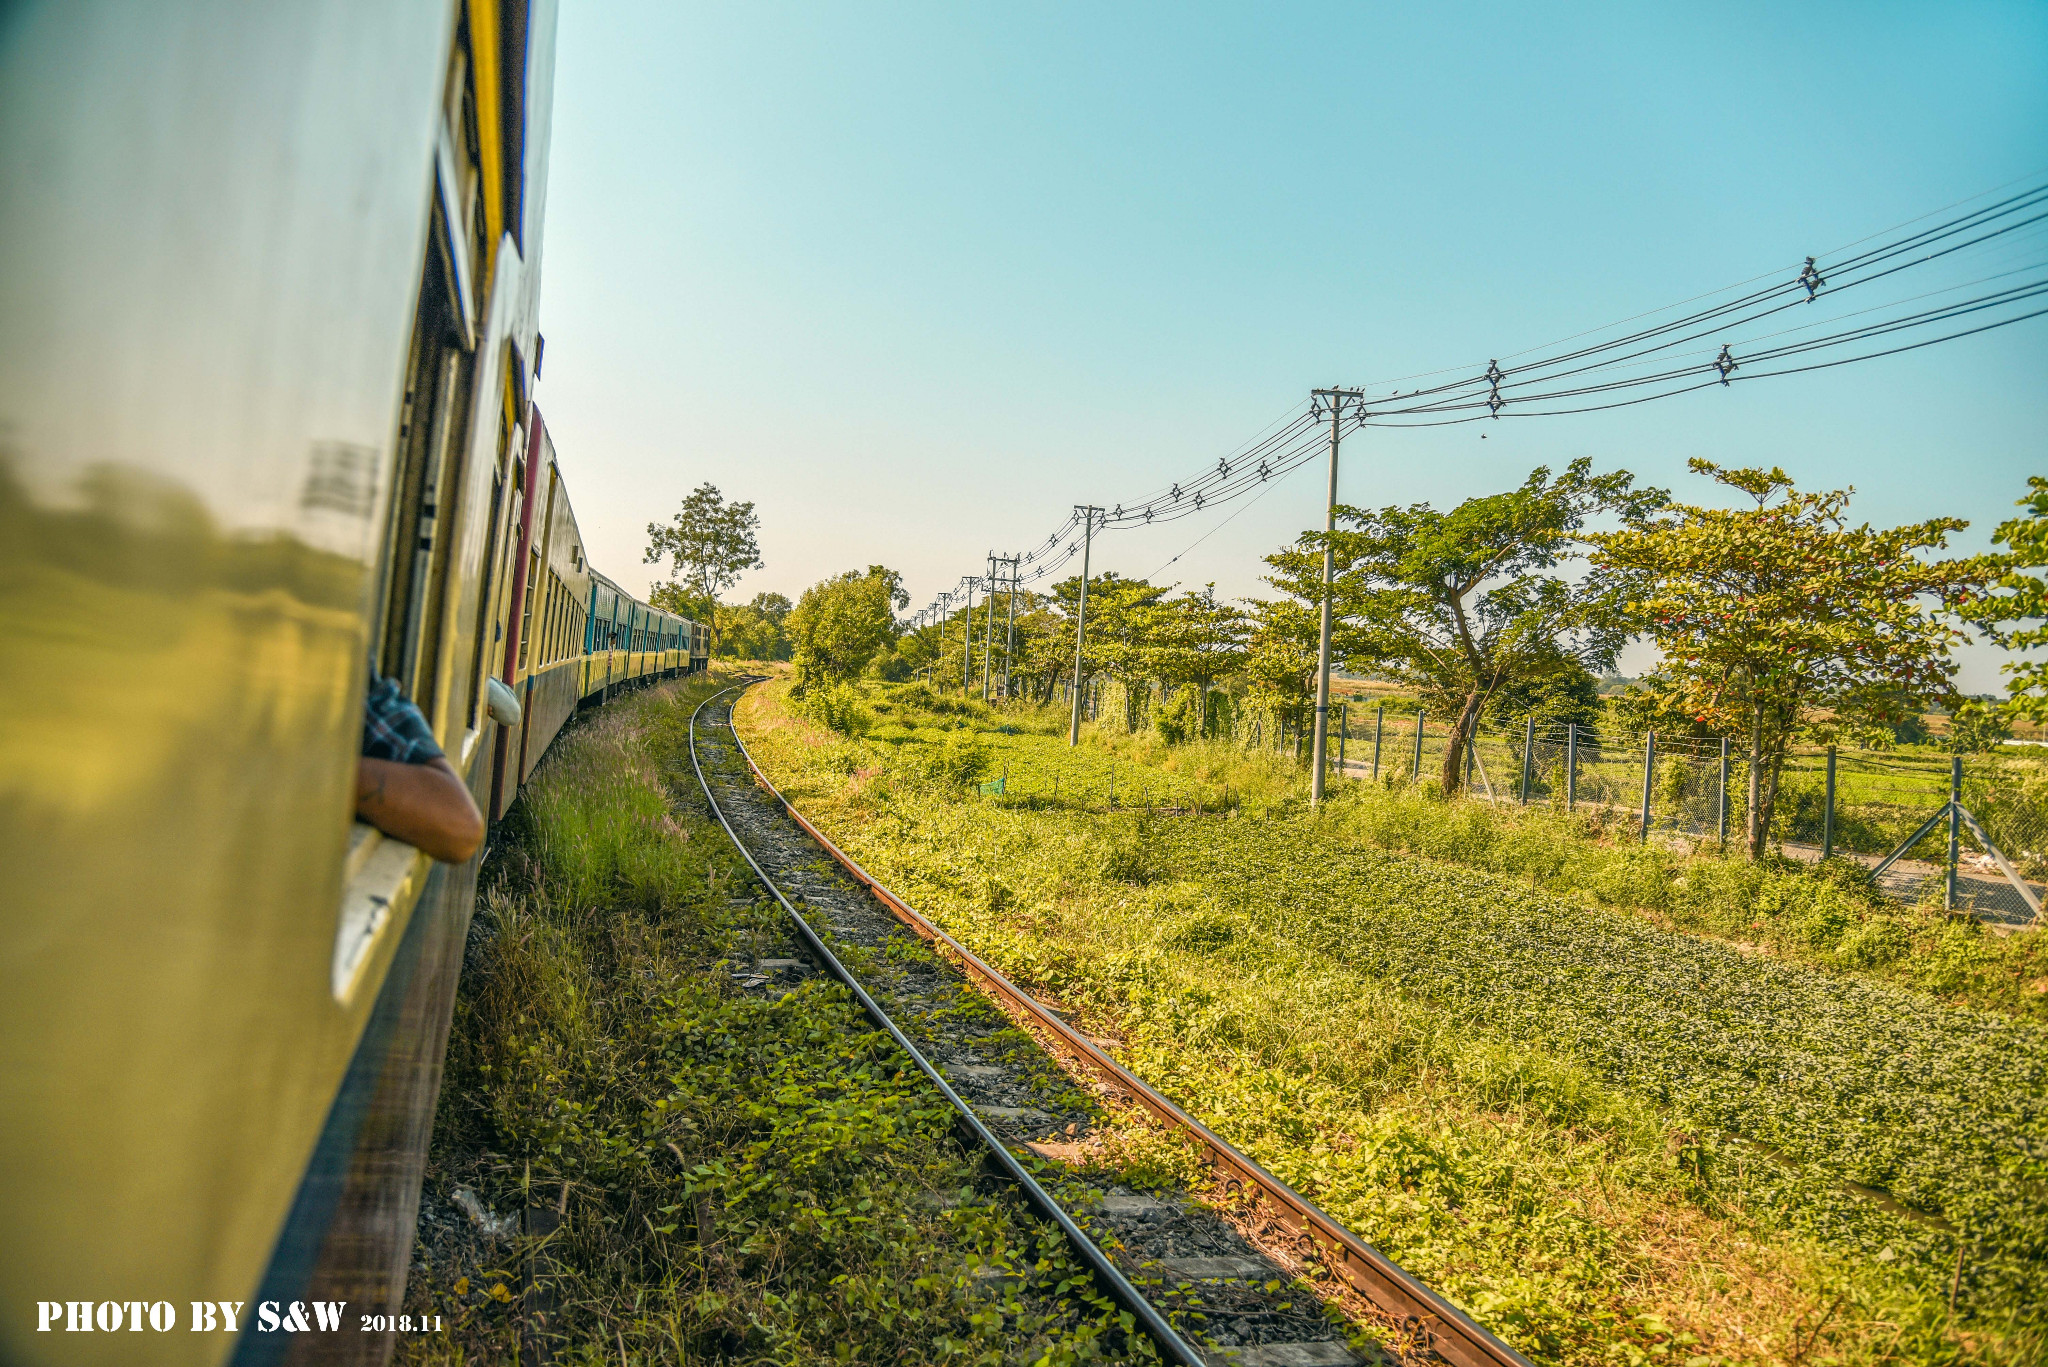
xmin=1746 ymin=707 xmax=1766 ymax=860
xmin=1745 ymin=702 xmax=1797 ymax=861
xmin=1440 ymin=689 xmax=1485 ymax=795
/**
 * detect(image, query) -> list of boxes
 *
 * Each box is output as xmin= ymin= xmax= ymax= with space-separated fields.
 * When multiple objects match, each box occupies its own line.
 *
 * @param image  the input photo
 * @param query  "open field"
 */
xmin=740 ymin=677 xmax=2048 ymax=1366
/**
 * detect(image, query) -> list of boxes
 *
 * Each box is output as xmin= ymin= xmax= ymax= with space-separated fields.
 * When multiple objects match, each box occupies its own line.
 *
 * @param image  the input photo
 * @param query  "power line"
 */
xmin=910 ymin=175 xmax=2048 ymax=622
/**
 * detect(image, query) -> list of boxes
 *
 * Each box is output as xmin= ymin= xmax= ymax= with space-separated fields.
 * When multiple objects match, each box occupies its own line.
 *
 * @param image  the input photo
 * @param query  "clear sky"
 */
xmin=533 ymin=2 xmax=2048 ymax=691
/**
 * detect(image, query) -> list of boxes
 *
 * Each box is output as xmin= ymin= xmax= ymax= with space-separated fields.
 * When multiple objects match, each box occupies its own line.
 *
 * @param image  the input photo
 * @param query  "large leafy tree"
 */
xmin=1268 ymin=458 xmax=1659 ymax=794
xmin=713 ymin=592 xmax=792 ymax=661
xmin=786 ymin=566 xmax=907 ymax=692
xmin=1003 ymin=593 xmax=1075 ymax=703
xmin=1960 ymin=475 xmax=2048 ymax=722
xmin=1593 ymin=461 xmax=1984 ymax=858
xmin=644 ymin=483 xmax=763 ymax=636
xmin=1032 ymin=573 xmax=1171 ymax=724
xmin=1239 ymin=598 xmax=1317 ymax=736
xmin=1149 ymin=587 xmax=1249 ymax=695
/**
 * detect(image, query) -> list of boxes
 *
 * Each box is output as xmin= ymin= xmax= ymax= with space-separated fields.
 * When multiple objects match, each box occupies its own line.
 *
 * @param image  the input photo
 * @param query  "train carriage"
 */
xmin=0 ymin=4 xmax=700 ymax=1364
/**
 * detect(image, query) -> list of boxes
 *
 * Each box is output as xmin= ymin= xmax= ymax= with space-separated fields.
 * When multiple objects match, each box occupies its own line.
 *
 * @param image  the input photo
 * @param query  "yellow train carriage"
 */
xmin=485 ymin=422 xmax=701 ymax=822
xmin=0 ymin=2 xmax=719 ymax=1356
xmin=0 ymin=2 xmax=722 ymax=1364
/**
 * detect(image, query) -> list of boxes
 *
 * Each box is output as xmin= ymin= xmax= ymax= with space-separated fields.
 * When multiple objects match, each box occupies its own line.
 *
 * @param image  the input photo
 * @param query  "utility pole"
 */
xmin=1002 ymin=556 xmax=1019 ymax=699
xmin=1308 ymin=387 xmax=1367 ymax=807
xmin=1068 ymin=506 xmax=1102 ymax=746
xmin=982 ymin=554 xmax=999 ymax=701
xmin=961 ymin=577 xmax=976 ymax=696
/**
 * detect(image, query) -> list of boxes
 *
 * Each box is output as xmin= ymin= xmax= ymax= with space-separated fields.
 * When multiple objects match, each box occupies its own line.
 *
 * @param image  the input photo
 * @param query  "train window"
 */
xmin=373 ymin=197 xmax=473 ymax=705
xmin=369 ymin=31 xmax=493 ymax=715
xmin=518 ymin=547 xmax=539 ymax=670
xmin=462 ymin=357 xmax=526 ymax=730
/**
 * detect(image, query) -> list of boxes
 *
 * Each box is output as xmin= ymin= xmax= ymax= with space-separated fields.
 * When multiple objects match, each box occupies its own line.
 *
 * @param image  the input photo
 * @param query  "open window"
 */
xmin=338 ymin=33 xmax=489 ymax=1005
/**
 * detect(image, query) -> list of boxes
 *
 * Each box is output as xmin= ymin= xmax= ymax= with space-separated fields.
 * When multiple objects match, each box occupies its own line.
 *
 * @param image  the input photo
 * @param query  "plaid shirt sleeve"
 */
xmin=361 ymin=673 xmax=445 ymax=765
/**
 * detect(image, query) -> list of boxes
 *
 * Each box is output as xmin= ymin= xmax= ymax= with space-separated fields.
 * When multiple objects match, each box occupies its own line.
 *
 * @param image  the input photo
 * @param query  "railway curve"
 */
xmin=690 ymin=681 xmax=1534 ymax=1367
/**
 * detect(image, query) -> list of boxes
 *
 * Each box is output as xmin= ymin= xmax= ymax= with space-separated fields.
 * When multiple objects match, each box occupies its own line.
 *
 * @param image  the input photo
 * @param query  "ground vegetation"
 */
xmin=739 ymin=678 xmax=2048 ymax=1367
xmin=400 ymin=673 xmax=1170 ymax=1364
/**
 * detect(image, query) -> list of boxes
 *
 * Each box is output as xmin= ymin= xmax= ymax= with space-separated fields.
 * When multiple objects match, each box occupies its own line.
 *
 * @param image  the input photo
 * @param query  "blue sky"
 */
xmin=534 ymin=2 xmax=2047 ymax=690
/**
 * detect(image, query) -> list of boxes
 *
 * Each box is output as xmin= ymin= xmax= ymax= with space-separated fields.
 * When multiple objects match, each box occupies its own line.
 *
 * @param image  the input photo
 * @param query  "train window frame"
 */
xmin=517 ymin=546 xmax=539 ymax=671
xmin=336 ymin=21 xmax=492 ymax=1008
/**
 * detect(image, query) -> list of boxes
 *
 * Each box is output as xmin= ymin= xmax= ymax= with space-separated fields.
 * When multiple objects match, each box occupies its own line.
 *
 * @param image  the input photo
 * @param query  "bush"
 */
xmin=1153 ymin=687 xmax=1203 ymax=745
xmin=801 ymin=682 xmax=872 ymax=737
xmin=898 ymin=732 xmax=991 ymax=789
xmin=865 ymin=647 xmax=914 ymax=682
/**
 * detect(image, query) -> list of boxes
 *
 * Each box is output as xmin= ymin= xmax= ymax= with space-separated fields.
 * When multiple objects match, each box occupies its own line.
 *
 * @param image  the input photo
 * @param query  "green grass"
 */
xmin=740 ymin=677 xmax=2048 ymax=1367
xmin=398 ymin=672 xmax=1174 ymax=1365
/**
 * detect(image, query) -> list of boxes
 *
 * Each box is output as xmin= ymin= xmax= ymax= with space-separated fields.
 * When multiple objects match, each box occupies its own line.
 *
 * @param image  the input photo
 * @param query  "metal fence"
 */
xmin=1330 ymin=701 xmax=2047 ymax=923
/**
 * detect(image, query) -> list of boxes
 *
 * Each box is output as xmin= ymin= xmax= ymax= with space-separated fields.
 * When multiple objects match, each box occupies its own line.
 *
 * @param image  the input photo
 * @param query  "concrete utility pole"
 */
xmin=982 ymin=554 xmax=1000 ymax=701
xmin=961 ymin=577 xmax=976 ymax=696
xmin=1001 ymin=556 xmax=1020 ymax=698
xmin=1308 ymin=387 xmax=1367 ymax=807
xmin=1068 ymin=506 xmax=1102 ymax=746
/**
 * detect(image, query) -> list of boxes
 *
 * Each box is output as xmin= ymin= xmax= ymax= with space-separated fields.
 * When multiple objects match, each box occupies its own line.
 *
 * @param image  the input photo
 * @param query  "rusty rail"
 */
xmin=690 ymin=685 xmax=1205 ymax=1365
xmin=725 ymin=682 xmax=1533 ymax=1367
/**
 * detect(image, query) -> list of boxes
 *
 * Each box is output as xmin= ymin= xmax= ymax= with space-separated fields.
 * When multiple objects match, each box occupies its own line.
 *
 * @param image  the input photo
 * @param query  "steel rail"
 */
xmin=686 ymin=684 xmax=1205 ymax=1367
xmin=723 ymin=681 xmax=1534 ymax=1367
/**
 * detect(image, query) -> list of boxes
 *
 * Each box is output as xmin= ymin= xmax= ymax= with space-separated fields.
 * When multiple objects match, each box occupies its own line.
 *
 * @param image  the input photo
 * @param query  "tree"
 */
xmin=1960 ymin=475 xmax=2048 ymax=723
xmin=786 ymin=565 xmax=907 ymax=692
xmin=1268 ymin=459 xmax=1660 ymax=794
xmin=1944 ymin=700 xmax=2012 ymax=754
xmin=714 ymin=592 xmax=792 ymax=661
xmin=1239 ymin=598 xmax=1318 ymax=742
xmin=1149 ymin=587 xmax=1249 ymax=695
xmin=1593 ymin=461 xmax=1984 ymax=859
xmin=1147 ymin=587 xmax=1248 ymax=742
xmin=1037 ymin=573 xmax=1170 ymax=729
xmin=644 ymin=483 xmax=763 ymax=624
xmin=1484 ymin=659 xmax=1604 ymax=735
xmin=1004 ymin=593 xmax=1075 ymax=703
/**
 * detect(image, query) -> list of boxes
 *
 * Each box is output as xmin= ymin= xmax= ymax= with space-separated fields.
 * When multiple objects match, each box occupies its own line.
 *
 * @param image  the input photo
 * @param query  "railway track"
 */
xmin=688 ymin=682 xmax=1532 ymax=1367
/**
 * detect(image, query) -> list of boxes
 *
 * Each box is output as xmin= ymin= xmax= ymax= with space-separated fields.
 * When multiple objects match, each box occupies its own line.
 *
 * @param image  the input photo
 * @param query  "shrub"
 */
xmin=898 ymin=732 xmax=991 ymax=789
xmin=800 ymin=682 xmax=873 ymax=737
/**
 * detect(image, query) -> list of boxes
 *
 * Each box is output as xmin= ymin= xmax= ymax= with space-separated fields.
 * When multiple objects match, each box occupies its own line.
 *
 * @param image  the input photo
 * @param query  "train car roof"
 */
xmin=582 ymin=569 xmax=697 ymax=629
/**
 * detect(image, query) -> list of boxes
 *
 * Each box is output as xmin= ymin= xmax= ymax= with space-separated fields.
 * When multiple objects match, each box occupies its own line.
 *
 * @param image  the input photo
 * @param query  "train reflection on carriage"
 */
xmin=0 ymin=2 xmax=701 ymax=1363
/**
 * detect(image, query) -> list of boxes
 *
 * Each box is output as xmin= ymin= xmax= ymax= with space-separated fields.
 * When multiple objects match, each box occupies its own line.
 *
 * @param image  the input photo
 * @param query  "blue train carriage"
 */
xmin=580 ymin=572 xmax=700 ymax=703
xmin=0 ymin=2 xmax=564 ymax=1364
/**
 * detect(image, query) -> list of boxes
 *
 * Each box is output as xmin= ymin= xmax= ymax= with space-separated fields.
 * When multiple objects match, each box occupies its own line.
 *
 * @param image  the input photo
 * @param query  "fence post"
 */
xmin=1822 ymin=746 xmax=1837 ymax=860
xmin=1338 ymin=702 xmax=1347 ymax=771
xmin=1520 ymin=715 xmax=1535 ymax=804
xmin=1412 ymin=710 xmax=1426 ymax=784
xmin=1947 ymin=755 xmax=1962 ymax=911
xmin=1566 ymin=722 xmax=1577 ymax=811
xmin=1718 ymin=737 xmax=1729 ymax=847
xmin=1465 ymin=716 xmax=1476 ymax=795
xmin=1373 ymin=704 xmax=1384 ymax=781
xmin=1640 ymin=730 xmax=1656 ymax=842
